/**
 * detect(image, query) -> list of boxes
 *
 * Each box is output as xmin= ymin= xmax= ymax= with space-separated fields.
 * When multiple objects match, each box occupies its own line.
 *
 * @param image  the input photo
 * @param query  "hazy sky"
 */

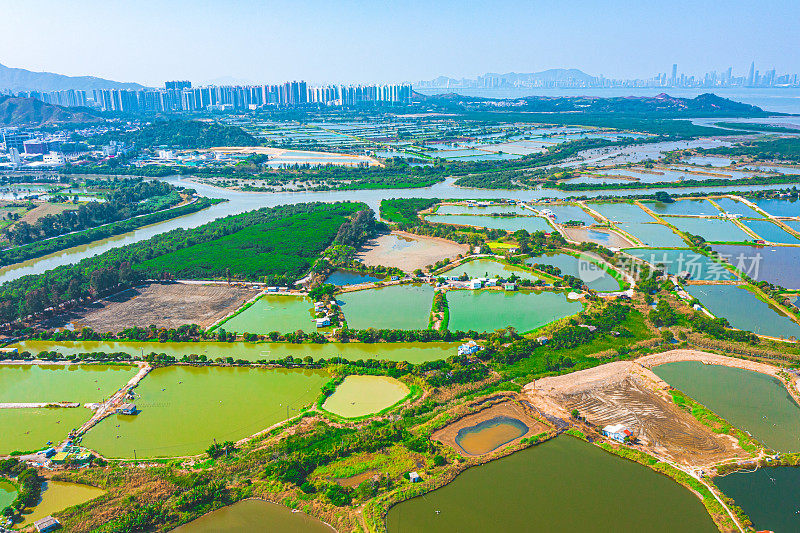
xmin=2 ymin=0 xmax=798 ymax=86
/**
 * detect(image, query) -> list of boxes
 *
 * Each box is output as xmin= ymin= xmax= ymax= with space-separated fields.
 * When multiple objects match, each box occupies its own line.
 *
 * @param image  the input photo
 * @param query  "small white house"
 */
xmin=602 ymin=424 xmax=633 ymax=443
xmin=314 ymin=302 xmax=326 ymax=311
xmin=316 ymin=317 xmax=331 ymax=328
xmin=408 ymin=471 xmax=422 ymax=483
xmin=458 ymin=341 xmax=482 ymax=356
xmin=536 ymin=336 xmax=549 ymax=344
xmin=485 ymin=278 xmax=498 ymax=287
xmin=34 ymin=516 xmax=61 ymax=533
xmin=267 ymin=286 xmax=279 ymax=293
xmin=504 ymin=282 xmax=517 ymax=291
xmin=469 ymin=279 xmax=483 ymax=290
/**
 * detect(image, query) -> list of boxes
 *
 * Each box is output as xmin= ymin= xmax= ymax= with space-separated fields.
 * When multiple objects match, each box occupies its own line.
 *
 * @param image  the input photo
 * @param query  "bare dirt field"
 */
xmin=42 ymin=282 xmax=260 ymax=332
xmin=562 ymin=226 xmax=636 ymax=248
xmin=432 ymin=400 xmax=548 ymax=457
xmin=525 ymin=361 xmax=749 ymax=467
xmin=18 ymin=202 xmax=78 ymax=226
xmin=356 ymin=231 xmax=469 ymax=272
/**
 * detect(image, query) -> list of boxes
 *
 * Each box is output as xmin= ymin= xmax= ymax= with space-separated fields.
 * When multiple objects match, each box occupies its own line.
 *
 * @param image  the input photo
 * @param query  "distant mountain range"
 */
xmin=416 ymin=68 xmax=598 ymax=88
xmin=0 ymin=96 xmax=102 ymax=126
xmin=0 ymin=62 xmax=145 ymax=93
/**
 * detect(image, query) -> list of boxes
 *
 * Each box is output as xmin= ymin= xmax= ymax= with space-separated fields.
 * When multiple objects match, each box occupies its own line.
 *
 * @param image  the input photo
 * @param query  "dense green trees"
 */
xmin=1 ymin=197 xmax=221 ymax=267
xmin=91 ymin=119 xmax=259 ymax=149
xmin=379 ymin=198 xmax=439 ymax=228
xmin=0 ymin=202 xmax=367 ymax=324
xmin=2 ymin=179 xmax=182 ymax=246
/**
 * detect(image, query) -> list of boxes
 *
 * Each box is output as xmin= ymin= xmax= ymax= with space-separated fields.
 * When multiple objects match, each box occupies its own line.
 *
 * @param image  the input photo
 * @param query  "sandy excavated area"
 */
xmin=433 ymin=400 xmax=548 ymax=457
xmin=525 ymin=359 xmax=748 ymax=467
xmin=356 ymin=231 xmax=469 ymax=272
xmin=562 ymin=226 xmax=636 ymax=248
xmin=43 ymin=282 xmax=260 ymax=332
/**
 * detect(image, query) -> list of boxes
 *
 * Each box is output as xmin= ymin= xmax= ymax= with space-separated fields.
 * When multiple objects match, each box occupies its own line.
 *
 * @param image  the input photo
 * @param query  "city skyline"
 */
xmin=1 ymin=0 xmax=798 ymax=87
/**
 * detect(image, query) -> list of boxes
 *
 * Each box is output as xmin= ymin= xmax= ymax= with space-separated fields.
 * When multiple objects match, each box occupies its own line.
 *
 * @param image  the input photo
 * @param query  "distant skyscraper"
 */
xmin=670 ymin=64 xmax=677 ymax=85
xmin=747 ymin=62 xmax=755 ymax=86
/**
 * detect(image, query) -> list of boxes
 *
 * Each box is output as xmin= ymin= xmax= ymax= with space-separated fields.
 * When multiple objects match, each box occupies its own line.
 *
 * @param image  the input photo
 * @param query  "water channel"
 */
xmin=10 ymin=340 xmax=461 ymax=364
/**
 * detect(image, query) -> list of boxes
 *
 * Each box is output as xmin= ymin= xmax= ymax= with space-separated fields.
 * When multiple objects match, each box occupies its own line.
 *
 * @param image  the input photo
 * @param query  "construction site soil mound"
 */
xmin=525 ymin=359 xmax=749 ymax=467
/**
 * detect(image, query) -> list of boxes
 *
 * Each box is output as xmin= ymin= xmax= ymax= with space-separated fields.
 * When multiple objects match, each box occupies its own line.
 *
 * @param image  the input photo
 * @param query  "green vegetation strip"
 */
xmin=669 ymin=389 xmax=761 ymax=453
xmin=0 ymin=197 xmax=223 ymax=267
xmin=0 ymin=202 xmax=370 ymax=324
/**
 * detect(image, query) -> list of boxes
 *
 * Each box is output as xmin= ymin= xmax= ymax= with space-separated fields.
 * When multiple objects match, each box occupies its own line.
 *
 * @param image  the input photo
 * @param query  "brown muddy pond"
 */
xmin=454 ymin=416 xmax=529 ymax=455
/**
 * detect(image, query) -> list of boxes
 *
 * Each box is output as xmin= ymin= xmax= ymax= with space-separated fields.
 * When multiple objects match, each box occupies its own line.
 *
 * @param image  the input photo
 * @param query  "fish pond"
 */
xmin=653 ymin=361 xmax=800 ymax=451
xmin=338 ymin=284 xmax=433 ymax=330
xmin=586 ymin=202 xmax=654 ymax=223
xmin=434 ymin=203 xmax=530 ymax=216
xmin=751 ymin=198 xmax=800 ymax=218
xmin=446 ymin=290 xmax=582 ymax=333
xmin=386 ymin=436 xmax=717 ymax=533
xmin=11 ymin=340 xmax=459 ymax=364
xmin=0 ymin=408 xmax=91 ymax=454
xmin=685 ymin=284 xmax=800 ymax=339
xmin=18 ymin=481 xmax=105 ymax=528
xmin=712 ymin=198 xmax=763 ymax=218
xmin=534 ymin=204 xmax=596 ymax=225
xmin=322 ymin=375 xmax=409 ymax=418
xmin=217 ymin=295 xmax=317 ymax=334
xmin=665 ymin=217 xmax=753 ymax=242
xmin=0 ymin=364 xmax=137 ymax=403
xmin=616 ymin=222 xmax=687 ymax=247
xmin=441 ymin=258 xmax=540 ymax=281
xmin=455 ymin=416 xmax=528 ymax=455
xmin=424 ymin=214 xmax=552 ymax=233
xmin=171 ymin=499 xmax=334 ymax=533
xmin=527 ymin=253 xmax=622 ymax=291
xmin=715 ymin=467 xmax=800 ymax=533
xmin=642 ymin=199 xmax=718 ymax=216
xmin=712 ymin=244 xmax=800 ymax=289
xmin=81 ymin=366 xmax=328 ymax=457
xmin=624 ymin=248 xmax=734 ymax=281
xmin=0 ymin=480 xmax=16 ymax=510
xmin=740 ymin=219 xmax=800 ymax=244
xmin=324 ymin=269 xmax=383 ymax=286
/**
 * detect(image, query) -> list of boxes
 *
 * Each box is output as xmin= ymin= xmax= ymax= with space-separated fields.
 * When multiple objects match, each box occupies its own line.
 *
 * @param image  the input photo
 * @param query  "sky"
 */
xmin=1 ymin=0 xmax=798 ymax=87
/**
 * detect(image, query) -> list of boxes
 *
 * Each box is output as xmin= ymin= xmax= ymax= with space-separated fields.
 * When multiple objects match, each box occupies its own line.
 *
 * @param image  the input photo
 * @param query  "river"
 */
xmin=1 ymin=175 xmax=796 ymax=285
